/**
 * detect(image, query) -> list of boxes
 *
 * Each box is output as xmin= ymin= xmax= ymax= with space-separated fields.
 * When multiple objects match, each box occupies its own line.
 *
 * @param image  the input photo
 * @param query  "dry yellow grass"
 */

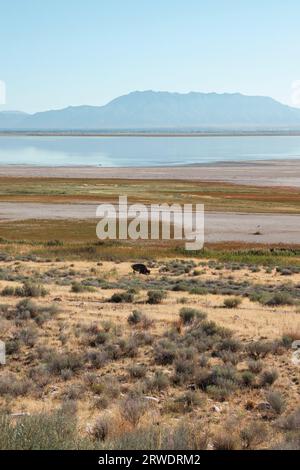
xmin=0 ymin=258 xmax=299 ymax=449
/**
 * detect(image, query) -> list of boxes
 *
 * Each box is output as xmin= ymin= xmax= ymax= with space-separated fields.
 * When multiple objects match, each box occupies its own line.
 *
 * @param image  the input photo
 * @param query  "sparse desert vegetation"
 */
xmin=0 ymin=250 xmax=299 ymax=450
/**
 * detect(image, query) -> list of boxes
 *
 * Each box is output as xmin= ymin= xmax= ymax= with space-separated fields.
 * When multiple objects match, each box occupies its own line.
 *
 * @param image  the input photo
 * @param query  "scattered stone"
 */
xmin=144 ymin=396 xmax=160 ymax=403
xmin=211 ymin=405 xmax=222 ymax=413
xmin=256 ymin=402 xmax=271 ymax=411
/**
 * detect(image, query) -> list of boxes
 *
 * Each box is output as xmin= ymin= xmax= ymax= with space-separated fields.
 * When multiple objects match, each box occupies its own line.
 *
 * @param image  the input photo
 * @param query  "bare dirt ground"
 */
xmin=1 ymin=159 xmax=300 ymax=187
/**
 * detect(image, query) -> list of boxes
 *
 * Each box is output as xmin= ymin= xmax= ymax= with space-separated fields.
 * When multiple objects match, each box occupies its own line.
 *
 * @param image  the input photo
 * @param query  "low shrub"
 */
xmin=127 ymin=310 xmax=143 ymax=325
xmin=88 ymin=376 xmax=120 ymax=399
xmin=154 ymin=340 xmax=176 ymax=365
xmin=276 ymin=408 xmax=300 ymax=431
xmin=46 ymin=352 xmax=84 ymax=375
xmin=240 ymin=422 xmax=266 ymax=449
xmin=16 ymin=281 xmax=48 ymax=298
xmin=0 ymin=409 xmax=89 ymax=450
xmin=147 ymin=290 xmax=167 ymax=304
xmin=128 ymin=364 xmax=147 ymax=379
xmin=246 ymin=340 xmax=274 ymax=359
xmin=1 ymin=286 xmax=15 ymax=296
xmin=14 ymin=299 xmax=59 ymax=324
xmin=259 ymin=369 xmax=279 ymax=387
xmin=266 ymin=390 xmax=285 ymax=414
xmin=216 ymin=337 xmax=242 ymax=353
xmin=144 ymin=370 xmax=170 ymax=392
xmin=173 ymin=357 xmax=195 ymax=385
xmin=110 ymin=292 xmax=134 ymax=303
xmin=217 ymin=351 xmax=240 ymax=365
xmin=18 ymin=326 xmax=38 ymax=347
xmin=86 ymin=350 xmax=108 ymax=368
xmin=223 ymin=297 xmax=242 ymax=309
xmin=0 ymin=373 xmax=32 ymax=397
xmin=247 ymin=359 xmax=263 ymax=374
xmin=240 ymin=370 xmax=255 ymax=387
xmin=91 ymin=416 xmax=110 ymax=441
xmin=179 ymin=308 xmax=206 ymax=325
xmin=174 ymin=390 xmax=203 ymax=412
xmin=263 ymin=292 xmax=295 ymax=307
xmin=213 ymin=431 xmax=240 ymax=450
xmin=120 ymin=395 xmax=147 ymax=426
xmin=71 ymin=282 xmax=96 ymax=293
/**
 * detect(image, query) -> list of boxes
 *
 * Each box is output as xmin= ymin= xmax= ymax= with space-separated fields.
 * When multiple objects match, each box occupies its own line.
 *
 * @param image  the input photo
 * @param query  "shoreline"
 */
xmin=0 ymin=159 xmax=300 ymax=187
xmin=2 ymin=130 xmax=300 ymax=137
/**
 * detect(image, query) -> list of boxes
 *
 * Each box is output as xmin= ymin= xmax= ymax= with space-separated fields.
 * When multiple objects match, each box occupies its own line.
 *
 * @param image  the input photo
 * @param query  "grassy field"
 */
xmin=1 ymin=177 xmax=300 ymax=213
xmin=0 ymin=218 xmax=300 ymax=266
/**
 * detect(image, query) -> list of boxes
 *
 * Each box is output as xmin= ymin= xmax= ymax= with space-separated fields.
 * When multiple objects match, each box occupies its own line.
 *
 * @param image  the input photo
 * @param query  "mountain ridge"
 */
xmin=1 ymin=90 xmax=300 ymax=129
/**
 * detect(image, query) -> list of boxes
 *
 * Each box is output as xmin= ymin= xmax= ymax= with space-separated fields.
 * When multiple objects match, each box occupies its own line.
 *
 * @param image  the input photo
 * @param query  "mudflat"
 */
xmin=0 ymin=159 xmax=300 ymax=187
xmin=0 ymin=202 xmax=299 ymax=244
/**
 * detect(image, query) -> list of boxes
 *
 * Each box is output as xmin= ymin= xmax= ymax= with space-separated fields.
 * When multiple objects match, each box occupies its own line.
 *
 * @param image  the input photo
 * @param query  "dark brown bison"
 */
xmin=131 ymin=263 xmax=151 ymax=275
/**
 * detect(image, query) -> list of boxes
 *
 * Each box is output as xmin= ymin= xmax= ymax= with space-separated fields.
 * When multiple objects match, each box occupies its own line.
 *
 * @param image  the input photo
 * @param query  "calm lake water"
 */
xmin=0 ymin=135 xmax=300 ymax=166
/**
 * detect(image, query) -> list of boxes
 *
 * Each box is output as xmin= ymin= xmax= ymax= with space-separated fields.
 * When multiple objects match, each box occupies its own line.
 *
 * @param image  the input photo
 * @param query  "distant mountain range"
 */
xmin=1 ymin=91 xmax=300 ymax=130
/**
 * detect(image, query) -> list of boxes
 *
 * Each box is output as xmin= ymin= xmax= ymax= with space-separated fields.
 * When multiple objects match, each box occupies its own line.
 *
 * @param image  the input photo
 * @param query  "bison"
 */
xmin=131 ymin=263 xmax=151 ymax=275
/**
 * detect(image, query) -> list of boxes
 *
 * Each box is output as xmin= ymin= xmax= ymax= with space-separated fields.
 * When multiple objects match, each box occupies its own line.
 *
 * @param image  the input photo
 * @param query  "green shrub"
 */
xmin=246 ymin=340 xmax=274 ymax=359
xmin=1 ymin=286 xmax=15 ymax=296
xmin=0 ymin=409 xmax=90 ymax=450
xmin=262 ymin=292 xmax=295 ymax=306
xmin=217 ymin=351 xmax=239 ymax=365
xmin=276 ymin=407 xmax=300 ymax=430
xmin=46 ymin=352 xmax=84 ymax=375
xmin=213 ymin=432 xmax=240 ymax=450
xmin=16 ymin=281 xmax=48 ymax=298
xmin=223 ymin=297 xmax=242 ymax=309
xmin=128 ymin=364 xmax=147 ymax=379
xmin=86 ymin=350 xmax=108 ymax=368
xmin=247 ymin=359 xmax=263 ymax=374
xmin=145 ymin=371 xmax=170 ymax=392
xmin=110 ymin=291 xmax=134 ymax=303
xmin=127 ymin=310 xmax=143 ymax=325
xmin=147 ymin=290 xmax=167 ymax=304
xmin=173 ymin=357 xmax=195 ymax=385
xmin=175 ymin=390 xmax=203 ymax=412
xmin=154 ymin=340 xmax=176 ymax=365
xmin=240 ymin=370 xmax=255 ymax=387
xmin=216 ymin=337 xmax=242 ymax=353
xmin=14 ymin=299 xmax=58 ymax=324
xmin=179 ymin=308 xmax=206 ymax=325
xmin=0 ymin=373 xmax=32 ymax=397
xmin=266 ymin=390 xmax=285 ymax=414
xmin=259 ymin=369 xmax=279 ymax=387
xmin=71 ymin=282 xmax=95 ymax=293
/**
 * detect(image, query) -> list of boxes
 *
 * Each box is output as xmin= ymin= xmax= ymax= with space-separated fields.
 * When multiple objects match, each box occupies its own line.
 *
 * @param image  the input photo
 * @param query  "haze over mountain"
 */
xmin=1 ymin=91 xmax=300 ymax=130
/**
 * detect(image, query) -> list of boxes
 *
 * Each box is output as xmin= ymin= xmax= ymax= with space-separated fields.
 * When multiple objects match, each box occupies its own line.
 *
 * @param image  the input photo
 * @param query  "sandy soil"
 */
xmin=0 ymin=202 xmax=299 ymax=243
xmin=1 ymin=159 xmax=300 ymax=187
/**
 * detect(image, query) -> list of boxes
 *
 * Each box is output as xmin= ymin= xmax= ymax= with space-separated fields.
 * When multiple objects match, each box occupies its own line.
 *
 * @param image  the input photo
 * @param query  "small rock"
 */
xmin=256 ymin=402 xmax=271 ymax=411
xmin=145 ymin=396 xmax=160 ymax=403
xmin=211 ymin=405 xmax=222 ymax=413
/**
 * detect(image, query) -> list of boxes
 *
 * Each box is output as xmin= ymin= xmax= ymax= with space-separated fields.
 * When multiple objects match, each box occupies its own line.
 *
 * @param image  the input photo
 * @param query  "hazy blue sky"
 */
xmin=1 ymin=0 xmax=300 ymax=112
